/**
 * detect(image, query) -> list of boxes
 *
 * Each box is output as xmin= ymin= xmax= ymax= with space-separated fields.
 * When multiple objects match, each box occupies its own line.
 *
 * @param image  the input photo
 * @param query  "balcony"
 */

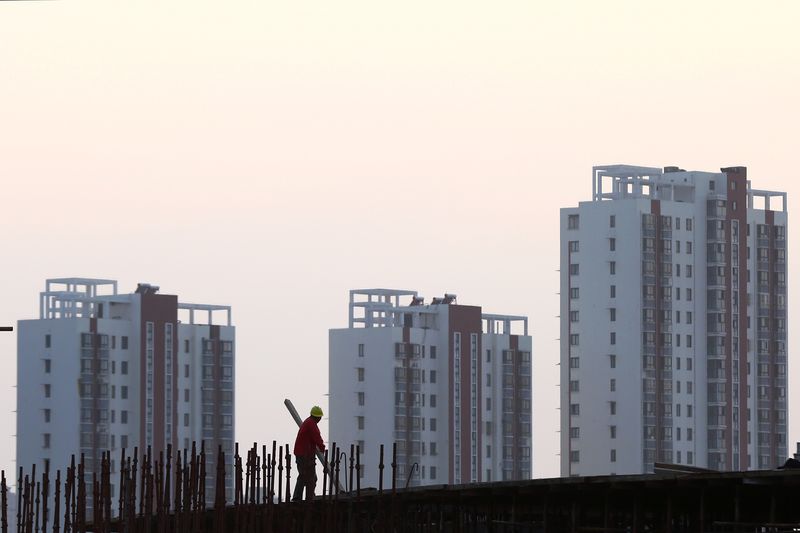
xmin=707 ymin=301 xmax=726 ymax=312
xmin=707 ymin=253 xmax=726 ymax=265
xmin=707 ymin=230 xmax=726 ymax=242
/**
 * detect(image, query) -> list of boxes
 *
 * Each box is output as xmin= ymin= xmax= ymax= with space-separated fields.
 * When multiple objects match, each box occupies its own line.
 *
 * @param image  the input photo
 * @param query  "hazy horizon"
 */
xmin=2 ymin=0 xmax=800 ymax=480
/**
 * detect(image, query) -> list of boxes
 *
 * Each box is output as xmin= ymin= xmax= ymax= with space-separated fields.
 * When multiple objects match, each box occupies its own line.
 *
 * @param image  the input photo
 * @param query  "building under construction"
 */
xmin=6 ymin=440 xmax=800 ymax=532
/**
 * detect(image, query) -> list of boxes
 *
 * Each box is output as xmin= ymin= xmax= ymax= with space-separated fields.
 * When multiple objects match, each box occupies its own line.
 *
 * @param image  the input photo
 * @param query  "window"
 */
xmin=610 ymin=308 xmax=616 ymax=322
xmin=45 ymin=334 xmax=51 ymax=348
xmin=609 ymin=238 xmax=616 ymax=251
xmin=609 ymin=355 xmax=616 ymax=369
xmin=610 ymin=215 xmax=615 ymax=228
xmin=121 ymin=336 xmax=128 ymax=349
xmin=121 ymin=386 xmax=128 ymax=400
xmin=570 ymin=380 xmax=580 ymax=392
xmin=357 ymin=392 xmax=365 ymax=406
xmin=357 ymin=367 xmax=365 ymax=382
xmin=570 ymin=311 xmax=579 ymax=322
xmin=570 ymin=264 xmax=580 ymax=275
xmin=430 ymin=418 xmax=437 ymax=431
xmin=686 ymin=218 xmax=692 ymax=231
xmin=610 ymin=379 xmax=616 ymax=392
xmin=430 ymin=346 xmax=436 ymax=359
xmin=568 ymin=214 xmax=579 ymax=229
xmin=570 ymin=427 xmax=580 ymax=438
xmin=570 ymin=404 xmax=580 ymax=415
xmin=44 ymin=384 xmax=51 ymax=398
xmin=570 ymin=288 xmax=579 ymax=299
xmin=610 ymin=332 xmax=616 ymax=345
xmin=356 ymin=416 xmax=365 ymax=430
xmin=430 ymin=370 xmax=437 ymax=383
xmin=687 ymin=288 xmax=692 ymax=301
xmin=610 ymin=401 xmax=616 ymax=415
xmin=687 ymin=428 xmax=693 ymax=441
xmin=569 ymin=334 xmax=579 ymax=346
xmin=686 ymin=265 xmax=692 ymax=278
xmin=184 ymin=413 xmax=189 ymax=427
xmin=121 ymin=410 xmax=128 ymax=424
xmin=610 ymin=285 xmax=616 ymax=298
xmin=43 ymin=408 xmax=51 ymax=423
xmin=610 ymin=449 xmax=616 ymax=463
xmin=687 ymin=311 xmax=692 ymax=324
xmin=570 ymin=451 xmax=580 ymax=463
xmin=687 ymin=405 xmax=693 ymax=417
xmin=358 ymin=344 xmax=365 ymax=357
xmin=44 ymin=359 xmax=51 ymax=373
xmin=610 ymin=425 xmax=616 ymax=439
xmin=569 ymin=357 xmax=579 ymax=368
xmin=569 ymin=240 xmax=579 ymax=252
xmin=610 ymin=261 xmax=616 ymax=275
xmin=43 ymin=433 xmax=51 ymax=449
xmin=676 ymin=241 xmax=681 ymax=254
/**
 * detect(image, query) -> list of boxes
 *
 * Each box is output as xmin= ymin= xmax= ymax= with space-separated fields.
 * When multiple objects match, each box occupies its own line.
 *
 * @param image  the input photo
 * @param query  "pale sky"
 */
xmin=1 ymin=1 xmax=799 ymax=480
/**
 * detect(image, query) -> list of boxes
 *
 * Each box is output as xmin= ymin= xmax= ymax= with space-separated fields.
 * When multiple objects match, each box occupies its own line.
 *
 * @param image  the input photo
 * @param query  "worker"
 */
xmin=292 ymin=405 xmax=326 ymax=502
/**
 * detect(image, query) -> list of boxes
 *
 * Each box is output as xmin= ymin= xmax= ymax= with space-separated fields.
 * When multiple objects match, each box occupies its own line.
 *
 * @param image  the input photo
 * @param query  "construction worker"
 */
xmin=292 ymin=405 xmax=326 ymax=502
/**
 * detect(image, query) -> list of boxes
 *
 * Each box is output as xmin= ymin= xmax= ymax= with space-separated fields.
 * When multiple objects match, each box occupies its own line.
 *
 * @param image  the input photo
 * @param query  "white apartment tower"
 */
xmin=330 ymin=289 xmax=532 ymax=487
xmin=560 ymin=165 xmax=788 ymax=476
xmin=17 ymin=278 xmax=235 ymax=506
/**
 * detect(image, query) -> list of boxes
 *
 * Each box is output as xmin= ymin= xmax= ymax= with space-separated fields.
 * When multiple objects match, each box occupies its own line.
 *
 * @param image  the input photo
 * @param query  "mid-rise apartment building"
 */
xmin=560 ymin=165 xmax=787 ymax=476
xmin=17 ymin=278 xmax=235 ymax=506
xmin=330 ymin=289 xmax=532 ymax=487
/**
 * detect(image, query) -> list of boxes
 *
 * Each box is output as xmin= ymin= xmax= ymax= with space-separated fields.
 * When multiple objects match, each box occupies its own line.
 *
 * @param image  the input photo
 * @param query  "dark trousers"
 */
xmin=292 ymin=456 xmax=317 ymax=502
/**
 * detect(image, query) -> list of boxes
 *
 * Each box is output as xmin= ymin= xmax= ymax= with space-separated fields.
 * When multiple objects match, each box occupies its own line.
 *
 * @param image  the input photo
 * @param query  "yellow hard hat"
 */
xmin=311 ymin=406 xmax=324 ymax=417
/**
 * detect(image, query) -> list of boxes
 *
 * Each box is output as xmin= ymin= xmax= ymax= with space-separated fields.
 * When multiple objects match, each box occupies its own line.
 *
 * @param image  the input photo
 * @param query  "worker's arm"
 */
xmin=313 ymin=424 xmax=325 ymax=452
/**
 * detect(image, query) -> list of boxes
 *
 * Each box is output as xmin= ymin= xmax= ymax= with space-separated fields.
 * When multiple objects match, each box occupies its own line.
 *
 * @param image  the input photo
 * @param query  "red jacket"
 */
xmin=294 ymin=416 xmax=325 ymax=457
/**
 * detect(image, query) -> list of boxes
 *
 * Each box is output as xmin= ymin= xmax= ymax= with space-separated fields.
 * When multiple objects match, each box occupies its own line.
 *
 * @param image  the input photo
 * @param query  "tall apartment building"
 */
xmin=560 ymin=165 xmax=788 ymax=476
xmin=330 ymin=289 xmax=532 ymax=488
xmin=17 ymin=278 xmax=235 ymax=506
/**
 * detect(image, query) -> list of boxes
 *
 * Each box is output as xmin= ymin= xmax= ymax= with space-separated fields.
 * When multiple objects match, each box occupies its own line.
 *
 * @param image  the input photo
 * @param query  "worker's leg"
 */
xmin=304 ymin=458 xmax=318 ymax=501
xmin=292 ymin=456 xmax=307 ymax=502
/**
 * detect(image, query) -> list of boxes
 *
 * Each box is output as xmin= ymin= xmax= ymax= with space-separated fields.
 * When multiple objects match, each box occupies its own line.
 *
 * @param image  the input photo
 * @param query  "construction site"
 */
xmin=4 ymin=437 xmax=800 ymax=533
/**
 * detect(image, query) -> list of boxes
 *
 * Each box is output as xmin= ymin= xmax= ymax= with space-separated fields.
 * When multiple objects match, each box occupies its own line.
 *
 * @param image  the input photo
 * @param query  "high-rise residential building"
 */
xmin=329 ymin=289 xmax=532 ymax=487
xmin=560 ymin=165 xmax=788 ymax=476
xmin=17 ymin=278 xmax=235 ymax=507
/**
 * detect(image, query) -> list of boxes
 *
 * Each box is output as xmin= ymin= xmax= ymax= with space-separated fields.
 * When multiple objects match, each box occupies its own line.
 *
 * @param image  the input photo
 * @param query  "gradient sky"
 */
xmin=1 ymin=1 xmax=799 ymax=479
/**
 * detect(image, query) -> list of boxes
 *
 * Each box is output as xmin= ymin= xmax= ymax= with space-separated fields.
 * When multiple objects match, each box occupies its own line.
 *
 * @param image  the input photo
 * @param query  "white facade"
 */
xmin=330 ymin=289 xmax=532 ymax=488
xmin=17 ymin=278 xmax=235 ymax=508
xmin=560 ymin=166 xmax=788 ymax=476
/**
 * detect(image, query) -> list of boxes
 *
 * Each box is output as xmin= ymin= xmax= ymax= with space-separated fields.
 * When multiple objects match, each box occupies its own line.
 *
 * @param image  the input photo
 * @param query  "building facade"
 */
xmin=560 ymin=165 xmax=788 ymax=476
xmin=330 ymin=289 xmax=532 ymax=488
xmin=17 ymin=278 xmax=235 ymax=507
